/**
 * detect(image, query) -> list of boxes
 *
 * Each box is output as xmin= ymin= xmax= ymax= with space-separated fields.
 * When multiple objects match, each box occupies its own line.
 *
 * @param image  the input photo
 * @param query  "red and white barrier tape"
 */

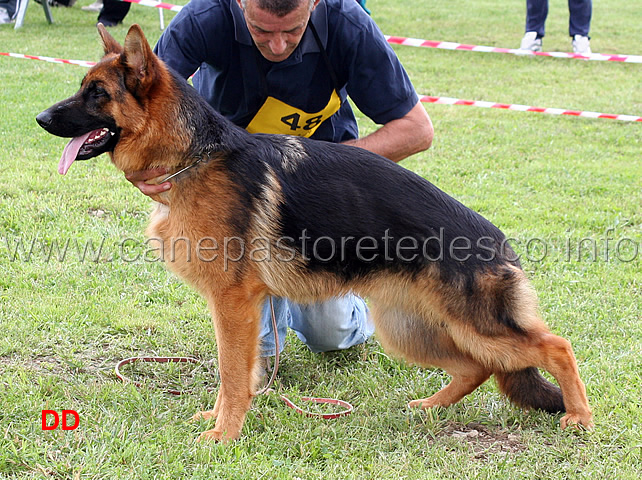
xmin=419 ymin=95 xmax=642 ymax=122
xmin=121 ymin=0 xmax=183 ymax=13
xmin=0 ymin=51 xmax=96 ymax=68
xmin=118 ymin=0 xmax=642 ymax=63
xmin=385 ymin=36 xmax=642 ymax=64
xmin=2 ymin=51 xmax=639 ymax=122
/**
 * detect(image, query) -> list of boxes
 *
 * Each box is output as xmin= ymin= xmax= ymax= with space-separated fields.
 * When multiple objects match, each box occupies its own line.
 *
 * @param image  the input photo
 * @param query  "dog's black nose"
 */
xmin=36 ymin=111 xmax=53 ymax=129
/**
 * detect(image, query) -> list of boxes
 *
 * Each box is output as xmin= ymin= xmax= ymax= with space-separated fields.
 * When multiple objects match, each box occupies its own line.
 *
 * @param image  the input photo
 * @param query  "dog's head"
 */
xmin=36 ymin=24 xmax=164 ymax=175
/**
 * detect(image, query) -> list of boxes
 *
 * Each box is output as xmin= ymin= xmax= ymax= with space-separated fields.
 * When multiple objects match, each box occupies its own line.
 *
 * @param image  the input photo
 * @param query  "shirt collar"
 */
xmin=231 ymin=0 xmax=328 ymax=61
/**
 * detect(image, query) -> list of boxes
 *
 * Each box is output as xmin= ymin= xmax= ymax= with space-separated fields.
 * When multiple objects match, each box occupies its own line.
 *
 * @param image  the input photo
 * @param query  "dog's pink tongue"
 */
xmin=58 ymin=132 xmax=92 ymax=175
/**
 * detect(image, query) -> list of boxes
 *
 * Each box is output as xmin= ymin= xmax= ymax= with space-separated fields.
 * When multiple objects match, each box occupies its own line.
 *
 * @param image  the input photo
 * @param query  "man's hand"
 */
xmin=125 ymin=167 xmax=172 ymax=196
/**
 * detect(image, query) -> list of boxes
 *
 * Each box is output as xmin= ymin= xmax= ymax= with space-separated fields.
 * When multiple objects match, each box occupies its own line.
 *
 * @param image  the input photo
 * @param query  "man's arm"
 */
xmin=342 ymin=101 xmax=433 ymax=163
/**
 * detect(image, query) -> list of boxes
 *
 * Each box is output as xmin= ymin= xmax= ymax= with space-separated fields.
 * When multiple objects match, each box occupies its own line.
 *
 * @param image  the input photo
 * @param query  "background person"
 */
xmin=82 ymin=0 xmax=103 ymax=12
xmin=0 ymin=0 xmax=17 ymax=24
xmin=519 ymin=0 xmax=592 ymax=55
xmin=96 ymin=0 xmax=130 ymax=26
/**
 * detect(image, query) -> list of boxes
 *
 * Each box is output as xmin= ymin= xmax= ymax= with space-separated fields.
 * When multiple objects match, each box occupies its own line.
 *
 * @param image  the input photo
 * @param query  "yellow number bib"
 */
xmin=246 ymin=90 xmax=341 ymax=138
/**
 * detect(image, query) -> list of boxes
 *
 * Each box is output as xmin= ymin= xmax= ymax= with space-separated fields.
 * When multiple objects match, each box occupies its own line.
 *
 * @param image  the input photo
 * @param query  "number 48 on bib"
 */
xmin=245 ymin=90 xmax=341 ymax=138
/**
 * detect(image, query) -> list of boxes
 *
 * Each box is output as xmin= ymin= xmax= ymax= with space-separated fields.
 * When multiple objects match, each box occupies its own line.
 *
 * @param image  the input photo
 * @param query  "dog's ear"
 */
xmin=122 ymin=24 xmax=158 ymax=94
xmin=97 ymin=23 xmax=123 ymax=55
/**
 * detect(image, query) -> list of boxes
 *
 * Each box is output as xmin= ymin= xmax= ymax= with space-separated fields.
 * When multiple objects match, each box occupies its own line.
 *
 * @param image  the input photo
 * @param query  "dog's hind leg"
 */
xmin=370 ymin=305 xmax=492 ymax=410
xmin=408 ymin=362 xmax=491 ymax=409
xmin=193 ymin=283 xmax=264 ymax=443
xmin=516 ymin=331 xmax=593 ymax=429
xmin=443 ymin=266 xmax=592 ymax=429
xmin=444 ymin=321 xmax=592 ymax=429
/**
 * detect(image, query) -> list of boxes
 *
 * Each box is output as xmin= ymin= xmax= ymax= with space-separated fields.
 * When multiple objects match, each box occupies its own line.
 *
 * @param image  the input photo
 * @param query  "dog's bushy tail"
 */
xmin=495 ymin=367 xmax=565 ymax=413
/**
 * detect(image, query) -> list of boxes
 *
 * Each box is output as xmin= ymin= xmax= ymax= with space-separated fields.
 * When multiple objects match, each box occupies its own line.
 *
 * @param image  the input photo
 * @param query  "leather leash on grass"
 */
xmin=114 ymin=297 xmax=353 ymax=419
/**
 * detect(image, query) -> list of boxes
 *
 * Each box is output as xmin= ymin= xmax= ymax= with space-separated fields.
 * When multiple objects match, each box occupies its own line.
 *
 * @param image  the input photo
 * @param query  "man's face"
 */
xmin=238 ymin=0 xmax=318 ymax=62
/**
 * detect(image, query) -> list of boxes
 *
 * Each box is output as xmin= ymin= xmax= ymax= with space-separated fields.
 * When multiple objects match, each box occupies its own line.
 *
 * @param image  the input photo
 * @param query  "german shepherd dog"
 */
xmin=36 ymin=25 xmax=593 ymax=442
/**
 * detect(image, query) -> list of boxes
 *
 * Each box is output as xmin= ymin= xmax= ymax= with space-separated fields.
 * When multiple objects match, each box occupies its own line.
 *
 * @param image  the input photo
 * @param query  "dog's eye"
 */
xmin=93 ymin=86 xmax=108 ymax=98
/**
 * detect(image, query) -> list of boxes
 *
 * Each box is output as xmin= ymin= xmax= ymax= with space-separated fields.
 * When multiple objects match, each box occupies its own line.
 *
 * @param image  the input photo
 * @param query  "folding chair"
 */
xmin=14 ymin=0 xmax=54 ymax=29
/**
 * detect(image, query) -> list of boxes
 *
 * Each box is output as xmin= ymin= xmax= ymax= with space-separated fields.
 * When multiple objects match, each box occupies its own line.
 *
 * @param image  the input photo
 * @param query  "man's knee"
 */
xmin=290 ymin=296 xmax=373 ymax=353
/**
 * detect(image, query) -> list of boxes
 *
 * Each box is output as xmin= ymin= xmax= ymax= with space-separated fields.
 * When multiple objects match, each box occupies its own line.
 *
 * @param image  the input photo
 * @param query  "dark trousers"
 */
xmin=97 ymin=0 xmax=131 ymax=25
xmin=525 ymin=0 xmax=592 ymax=38
xmin=0 ymin=0 xmax=17 ymax=18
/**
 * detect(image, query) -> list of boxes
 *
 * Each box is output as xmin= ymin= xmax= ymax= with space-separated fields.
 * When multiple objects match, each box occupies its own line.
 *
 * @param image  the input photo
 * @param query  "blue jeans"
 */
xmin=525 ymin=0 xmax=592 ymax=38
xmin=258 ymin=295 xmax=373 ymax=356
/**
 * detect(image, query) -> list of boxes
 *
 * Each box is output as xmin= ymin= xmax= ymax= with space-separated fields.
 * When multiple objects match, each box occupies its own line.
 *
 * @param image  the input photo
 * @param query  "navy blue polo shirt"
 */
xmin=154 ymin=0 xmax=418 ymax=143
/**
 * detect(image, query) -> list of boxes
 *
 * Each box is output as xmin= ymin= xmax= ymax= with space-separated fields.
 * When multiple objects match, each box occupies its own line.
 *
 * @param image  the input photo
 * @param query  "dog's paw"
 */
xmin=560 ymin=412 xmax=594 ymax=431
xmin=197 ymin=428 xmax=238 ymax=443
xmin=191 ymin=410 xmax=217 ymax=422
xmin=408 ymin=398 xmax=439 ymax=409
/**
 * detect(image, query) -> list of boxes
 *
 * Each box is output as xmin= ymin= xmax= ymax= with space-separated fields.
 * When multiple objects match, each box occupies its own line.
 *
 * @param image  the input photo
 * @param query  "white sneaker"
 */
xmin=572 ymin=35 xmax=592 ymax=55
xmin=82 ymin=0 xmax=103 ymax=11
xmin=0 ymin=7 xmax=12 ymax=24
xmin=520 ymin=31 xmax=542 ymax=52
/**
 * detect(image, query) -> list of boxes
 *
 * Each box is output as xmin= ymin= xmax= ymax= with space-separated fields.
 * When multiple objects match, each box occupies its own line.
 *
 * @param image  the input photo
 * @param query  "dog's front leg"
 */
xmin=194 ymin=287 xmax=263 ymax=442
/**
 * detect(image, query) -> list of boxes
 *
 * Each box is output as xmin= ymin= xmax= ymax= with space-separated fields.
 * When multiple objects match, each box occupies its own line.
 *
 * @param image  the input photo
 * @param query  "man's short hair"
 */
xmin=242 ymin=0 xmax=316 ymax=17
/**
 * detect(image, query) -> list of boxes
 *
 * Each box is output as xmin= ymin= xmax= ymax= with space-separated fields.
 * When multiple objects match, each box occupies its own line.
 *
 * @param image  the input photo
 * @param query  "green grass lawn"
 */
xmin=1 ymin=0 xmax=641 ymax=478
